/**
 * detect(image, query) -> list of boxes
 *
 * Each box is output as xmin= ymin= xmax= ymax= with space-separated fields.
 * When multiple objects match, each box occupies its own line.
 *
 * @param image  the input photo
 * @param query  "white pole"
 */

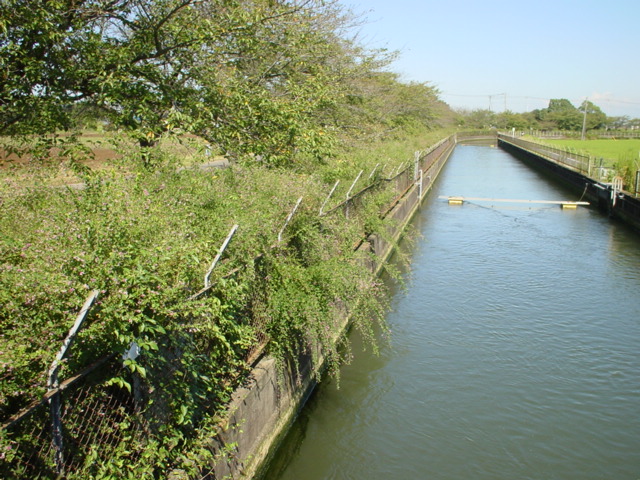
xmin=47 ymin=289 xmax=99 ymax=474
xmin=204 ymin=224 xmax=239 ymax=288
xmin=346 ymin=170 xmax=363 ymax=200
xmin=278 ymin=197 xmax=303 ymax=243
xmin=319 ymin=180 xmax=339 ymax=215
xmin=48 ymin=290 xmax=100 ymax=389
xmin=581 ymin=97 xmax=588 ymax=140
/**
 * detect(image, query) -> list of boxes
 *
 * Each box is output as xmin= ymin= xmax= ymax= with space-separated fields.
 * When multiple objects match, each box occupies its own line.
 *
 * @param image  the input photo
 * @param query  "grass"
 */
xmin=536 ymin=138 xmax=640 ymax=167
xmin=528 ymin=136 xmax=640 ymax=189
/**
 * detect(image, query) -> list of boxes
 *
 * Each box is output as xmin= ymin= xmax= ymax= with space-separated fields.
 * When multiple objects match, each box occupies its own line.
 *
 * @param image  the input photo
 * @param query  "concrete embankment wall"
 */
xmin=196 ymin=137 xmax=455 ymax=480
xmin=498 ymin=135 xmax=640 ymax=233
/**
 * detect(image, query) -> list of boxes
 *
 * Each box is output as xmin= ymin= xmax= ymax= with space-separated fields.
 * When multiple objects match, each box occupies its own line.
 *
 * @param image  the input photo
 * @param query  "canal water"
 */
xmin=263 ymin=145 xmax=640 ymax=480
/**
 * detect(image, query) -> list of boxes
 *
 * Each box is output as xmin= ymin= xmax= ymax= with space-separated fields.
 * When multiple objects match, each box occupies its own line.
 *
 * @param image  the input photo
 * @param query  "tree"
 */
xmin=494 ymin=110 xmax=531 ymax=130
xmin=544 ymin=98 xmax=582 ymax=130
xmin=457 ymin=109 xmax=496 ymax=129
xmin=1 ymin=0 xmax=398 ymax=166
xmin=333 ymin=71 xmax=440 ymax=140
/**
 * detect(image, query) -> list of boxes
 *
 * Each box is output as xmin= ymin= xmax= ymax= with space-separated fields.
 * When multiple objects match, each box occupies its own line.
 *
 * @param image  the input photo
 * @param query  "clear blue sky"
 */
xmin=338 ymin=0 xmax=640 ymax=118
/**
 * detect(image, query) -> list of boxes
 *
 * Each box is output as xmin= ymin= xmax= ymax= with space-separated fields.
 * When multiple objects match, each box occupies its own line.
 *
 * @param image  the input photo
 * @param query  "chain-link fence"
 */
xmin=2 ymin=356 xmax=139 ymax=479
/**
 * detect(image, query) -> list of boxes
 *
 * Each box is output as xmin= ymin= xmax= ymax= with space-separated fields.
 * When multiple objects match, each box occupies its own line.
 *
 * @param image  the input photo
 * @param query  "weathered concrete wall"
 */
xmin=191 ymin=138 xmax=455 ymax=480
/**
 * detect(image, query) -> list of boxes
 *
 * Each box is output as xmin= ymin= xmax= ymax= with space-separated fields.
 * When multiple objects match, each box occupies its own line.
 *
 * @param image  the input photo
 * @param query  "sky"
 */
xmin=337 ymin=0 xmax=640 ymax=118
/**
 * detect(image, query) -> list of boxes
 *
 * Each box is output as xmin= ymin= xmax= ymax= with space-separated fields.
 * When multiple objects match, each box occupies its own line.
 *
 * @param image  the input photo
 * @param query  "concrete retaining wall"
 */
xmin=498 ymin=135 xmax=640 ymax=233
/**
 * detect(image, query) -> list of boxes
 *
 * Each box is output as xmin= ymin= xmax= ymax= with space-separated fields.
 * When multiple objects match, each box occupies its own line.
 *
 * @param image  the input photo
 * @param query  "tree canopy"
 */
xmin=1 ymin=0 xmax=444 ymax=166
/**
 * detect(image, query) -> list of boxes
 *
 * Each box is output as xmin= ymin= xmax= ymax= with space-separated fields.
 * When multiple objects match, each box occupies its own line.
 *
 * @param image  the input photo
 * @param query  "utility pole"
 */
xmin=581 ymin=98 xmax=588 ymax=140
xmin=488 ymin=93 xmax=506 ymax=112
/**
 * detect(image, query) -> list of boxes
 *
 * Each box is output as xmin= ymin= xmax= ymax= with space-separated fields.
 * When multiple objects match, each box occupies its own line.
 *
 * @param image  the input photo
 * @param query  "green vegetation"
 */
xmin=540 ymin=138 xmax=640 ymax=165
xmin=0 ymin=126 xmax=445 ymax=478
xmin=456 ymin=98 xmax=640 ymax=132
xmin=0 ymin=1 xmax=453 ymax=477
xmin=1 ymin=0 xmax=444 ymax=168
xmin=455 ymin=97 xmax=640 ymax=188
xmin=529 ymin=137 xmax=640 ymax=188
xmin=0 ymin=0 xmax=448 ymax=468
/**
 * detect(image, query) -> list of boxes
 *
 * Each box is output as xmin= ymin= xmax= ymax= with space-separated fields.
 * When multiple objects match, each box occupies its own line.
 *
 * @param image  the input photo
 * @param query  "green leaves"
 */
xmin=1 ymin=0 xmax=419 ymax=166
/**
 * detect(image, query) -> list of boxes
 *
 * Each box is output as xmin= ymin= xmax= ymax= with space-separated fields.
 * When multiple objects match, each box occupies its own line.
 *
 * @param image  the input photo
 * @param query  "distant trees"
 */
xmin=538 ymin=99 xmax=583 ymax=130
xmin=0 ymin=0 xmax=444 ymax=166
xmin=456 ymin=98 xmax=637 ymax=133
xmin=579 ymin=100 xmax=607 ymax=130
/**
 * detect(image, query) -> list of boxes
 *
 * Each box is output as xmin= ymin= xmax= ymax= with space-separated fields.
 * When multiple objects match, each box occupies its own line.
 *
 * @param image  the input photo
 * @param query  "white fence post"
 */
xmin=278 ymin=197 xmax=303 ymax=243
xmin=47 ymin=290 xmax=100 ymax=475
xmin=204 ymin=224 xmax=239 ymax=289
xmin=345 ymin=170 xmax=363 ymax=220
xmin=346 ymin=170 xmax=364 ymax=200
xmin=319 ymin=180 xmax=339 ymax=215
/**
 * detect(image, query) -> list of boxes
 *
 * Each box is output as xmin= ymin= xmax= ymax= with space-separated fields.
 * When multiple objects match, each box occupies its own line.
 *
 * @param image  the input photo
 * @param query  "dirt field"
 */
xmin=0 ymin=132 xmax=208 ymax=185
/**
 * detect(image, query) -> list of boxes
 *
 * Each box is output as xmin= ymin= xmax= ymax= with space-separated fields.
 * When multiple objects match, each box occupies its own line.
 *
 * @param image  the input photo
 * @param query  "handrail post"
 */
xmin=345 ymin=171 xmax=363 ymax=220
xmin=346 ymin=170 xmax=363 ymax=200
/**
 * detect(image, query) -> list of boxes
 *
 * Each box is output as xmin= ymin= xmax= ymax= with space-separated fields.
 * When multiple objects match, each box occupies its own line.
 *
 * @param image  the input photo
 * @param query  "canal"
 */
xmin=263 ymin=144 xmax=640 ymax=480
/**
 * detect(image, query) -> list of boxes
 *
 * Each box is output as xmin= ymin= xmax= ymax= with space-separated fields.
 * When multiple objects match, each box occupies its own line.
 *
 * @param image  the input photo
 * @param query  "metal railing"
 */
xmin=498 ymin=134 xmax=616 ymax=183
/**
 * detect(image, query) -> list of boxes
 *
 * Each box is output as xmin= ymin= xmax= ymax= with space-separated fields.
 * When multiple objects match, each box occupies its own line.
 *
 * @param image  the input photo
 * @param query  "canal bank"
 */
xmin=497 ymin=134 xmax=640 ymax=232
xmin=193 ymin=136 xmax=456 ymax=480
xmin=264 ymin=143 xmax=640 ymax=480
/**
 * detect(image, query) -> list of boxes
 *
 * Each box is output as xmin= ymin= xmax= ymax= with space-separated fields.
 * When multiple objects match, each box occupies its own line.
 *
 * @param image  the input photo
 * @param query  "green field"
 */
xmin=540 ymin=138 xmax=640 ymax=166
xmin=529 ymin=137 xmax=640 ymax=188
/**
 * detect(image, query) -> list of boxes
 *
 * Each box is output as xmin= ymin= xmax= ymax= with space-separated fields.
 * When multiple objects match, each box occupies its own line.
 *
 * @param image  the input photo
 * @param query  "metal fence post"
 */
xmin=47 ymin=290 xmax=99 ymax=475
xmin=319 ymin=180 xmax=339 ymax=215
xmin=278 ymin=197 xmax=303 ymax=243
xmin=346 ymin=170 xmax=363 ymax=200
xmin=204 ymin=224 xmax=239 ymax=289
xmin=345 ymin=170 xmax=363 ymax=220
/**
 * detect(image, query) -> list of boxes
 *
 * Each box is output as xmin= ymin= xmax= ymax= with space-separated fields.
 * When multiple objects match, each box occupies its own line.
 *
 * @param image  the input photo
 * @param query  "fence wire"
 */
xmin=2 ymin=358 xmax=139 ymax=480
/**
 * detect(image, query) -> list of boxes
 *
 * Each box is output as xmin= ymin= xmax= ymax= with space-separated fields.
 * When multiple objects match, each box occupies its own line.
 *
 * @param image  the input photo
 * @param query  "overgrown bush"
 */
xmin=0 ymin=127 xmax=439 ymax=477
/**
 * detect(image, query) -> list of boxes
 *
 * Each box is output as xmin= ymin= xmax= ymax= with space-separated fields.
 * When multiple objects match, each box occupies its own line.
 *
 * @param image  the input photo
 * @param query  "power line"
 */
xmin=442 ymin=92 xmax=640 ymax=106
xmin=440 ymin=92 xmax=640 ymax=115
